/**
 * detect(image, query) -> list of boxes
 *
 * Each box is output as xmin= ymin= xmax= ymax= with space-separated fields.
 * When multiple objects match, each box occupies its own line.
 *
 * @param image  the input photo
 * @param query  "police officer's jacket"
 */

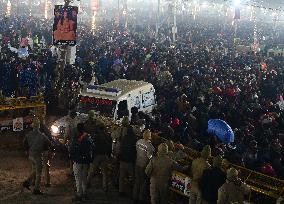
xmin=24 ymin=129 xmax=50 ymax=158
xmin=136 ymin=139 xmax=154 ymax=168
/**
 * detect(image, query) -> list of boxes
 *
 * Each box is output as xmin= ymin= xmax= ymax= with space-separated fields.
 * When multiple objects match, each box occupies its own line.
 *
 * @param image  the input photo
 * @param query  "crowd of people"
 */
xmin=1 ymin=2 xmax=284 ymax=203
xmin=23 ymin=113 xmax=253 ymax=204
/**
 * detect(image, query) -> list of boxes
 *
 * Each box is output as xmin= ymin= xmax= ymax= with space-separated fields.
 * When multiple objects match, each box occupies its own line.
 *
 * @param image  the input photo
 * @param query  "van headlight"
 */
xmin=51 ymin=125 xmax=59 ymax=134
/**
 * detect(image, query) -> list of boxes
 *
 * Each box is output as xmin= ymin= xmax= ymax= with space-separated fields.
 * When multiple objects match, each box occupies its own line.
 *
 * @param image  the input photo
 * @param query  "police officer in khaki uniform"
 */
xmin=118 ymin=116 xmax=137 ymax=196
xmin=64 ymin=111 xmax=77 ymax=176
xmin=84 ymin=110 xmax=103 ymax=137
xmin=133 ymin=129 xmax=155 ymax=203
xmin=23 ymin=118 xmax=51 ymax=195
xmin=145 ymin=143 xmax=187 ymax=204
xmin=39 ymin=116 xmax=54 ymax=187
xmin=189 ymin=145 xmax=211 ymax=204
xmin=217 ymin=167 xmax=250 ymax=204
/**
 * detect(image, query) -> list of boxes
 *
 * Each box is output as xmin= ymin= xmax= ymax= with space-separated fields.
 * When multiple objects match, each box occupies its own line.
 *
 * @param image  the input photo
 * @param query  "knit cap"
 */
xmin=227 ymin=167 xmax=238 ymax=179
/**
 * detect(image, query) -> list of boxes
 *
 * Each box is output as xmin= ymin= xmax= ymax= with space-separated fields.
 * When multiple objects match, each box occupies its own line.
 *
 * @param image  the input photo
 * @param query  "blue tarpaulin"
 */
xmin=207 ymin=119 xmax=234 ymax=144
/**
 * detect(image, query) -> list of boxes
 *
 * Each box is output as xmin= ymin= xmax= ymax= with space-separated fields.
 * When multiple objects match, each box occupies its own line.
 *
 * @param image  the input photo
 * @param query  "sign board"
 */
xmin=53 ymin=5 xmax=78 ymax=46
xmin=13 ymin=117 xmax=24 ymax=132
xmin=170 ymin=171 xmax=191 ymax=197
xmin=80 ymin=96 xmax=114 ymax=105
xmin=0 ymin=116 xmax=33 ymax=132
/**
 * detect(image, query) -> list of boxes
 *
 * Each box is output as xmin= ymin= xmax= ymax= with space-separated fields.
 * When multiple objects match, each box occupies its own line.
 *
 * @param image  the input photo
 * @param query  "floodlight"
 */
xmin=233 ymin=0 xmax=241 ymax=7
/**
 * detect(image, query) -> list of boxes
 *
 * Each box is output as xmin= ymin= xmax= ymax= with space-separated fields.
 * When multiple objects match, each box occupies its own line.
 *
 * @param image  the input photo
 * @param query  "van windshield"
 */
xmin=78 ymin=96 xmax=117 ymax=118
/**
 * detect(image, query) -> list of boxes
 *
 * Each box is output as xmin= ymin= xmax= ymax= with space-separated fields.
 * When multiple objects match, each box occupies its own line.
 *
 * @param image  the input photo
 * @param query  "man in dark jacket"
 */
xmin=118 ymin=118 xmax=137 ymax=196
xmin=87 ymin=124 xmax=112 ymax=191
xmin=200 ymin=156 xmax=226 ymax=204
xmin=69 ymin=123 xmax=94 ymax=202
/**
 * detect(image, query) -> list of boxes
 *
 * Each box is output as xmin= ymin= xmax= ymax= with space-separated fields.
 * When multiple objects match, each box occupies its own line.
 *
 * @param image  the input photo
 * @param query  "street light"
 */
xmin=156 ymin=0 xmax=160 ymax=38
xmin=172 ymin=0 xmax=177 ymax=42
xmin=233 ymin=0 xmax=241 ymax=7
xmin=44 ymin=0 xmax=49 ymax=19
xmin=6 ymin=0 xmax=11 ymax=16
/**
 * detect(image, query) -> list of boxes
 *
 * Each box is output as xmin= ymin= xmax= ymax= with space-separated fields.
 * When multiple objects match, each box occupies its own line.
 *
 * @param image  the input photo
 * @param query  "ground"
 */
xmin=0 ymin=149 xmax=134 ymax=204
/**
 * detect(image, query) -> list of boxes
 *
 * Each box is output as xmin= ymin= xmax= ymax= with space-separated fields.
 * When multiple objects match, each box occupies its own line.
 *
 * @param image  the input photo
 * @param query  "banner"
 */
xmin=0 ymin=116 xmax=33 ymax=131
xmin=53 ymin=5 xmax=78 ymax=46
xmin=170 ymin=171 xmax=192 ymax=197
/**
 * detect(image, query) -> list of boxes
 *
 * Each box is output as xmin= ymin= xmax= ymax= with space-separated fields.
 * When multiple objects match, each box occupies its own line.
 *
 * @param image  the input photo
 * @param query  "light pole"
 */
xmin=123 ymin=0 xmax=127 ymax=28
xmin=172 ymin=0 xmax=177 ymax=42
xmin=117 ymin=0 xmax=120 ymax=25
xmin=155 ymin=0 xmax=160 ymax=39
xmin=44 ymin=0 xmax=48 ymax=19
xmin=6 ymin=0 xmax=11 ymax=17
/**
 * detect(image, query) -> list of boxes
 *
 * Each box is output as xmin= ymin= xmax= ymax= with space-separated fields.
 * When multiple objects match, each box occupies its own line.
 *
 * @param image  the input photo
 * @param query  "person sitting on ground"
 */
xmin=189 ymin=145 xmax=211 ymax=204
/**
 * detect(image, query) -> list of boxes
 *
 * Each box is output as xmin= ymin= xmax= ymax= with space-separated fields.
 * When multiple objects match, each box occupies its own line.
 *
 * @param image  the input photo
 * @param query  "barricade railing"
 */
xmin=155 ymin=135 xmax=284 ymax=203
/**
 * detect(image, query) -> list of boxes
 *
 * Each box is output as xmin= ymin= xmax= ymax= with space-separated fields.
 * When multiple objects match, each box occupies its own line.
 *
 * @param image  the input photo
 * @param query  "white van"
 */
xmin=78 ymin=79 xmax=156 ymax=120
xmin=50 ymin=79 xmax=156 ymax=138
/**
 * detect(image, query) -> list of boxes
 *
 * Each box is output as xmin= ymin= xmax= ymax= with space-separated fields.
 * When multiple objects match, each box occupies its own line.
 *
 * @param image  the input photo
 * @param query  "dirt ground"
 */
xmin=0 ymin=149 xmax=133 ymax=204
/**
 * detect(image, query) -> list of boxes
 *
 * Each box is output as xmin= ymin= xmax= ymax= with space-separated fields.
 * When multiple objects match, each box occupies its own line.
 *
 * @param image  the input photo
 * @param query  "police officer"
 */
xmin=84 ymin=110 xmax=103 ymax=138
xmin=111 ymin=116 xmax=132 ymax=189
xmin=217 ymin=168 xmax=250 ymax=204
xmin=65 ymin=110 xmax=77 ymax=176
xmin=87 ymin=124 xmax=112 ymax=191
xmin=118 ymin=116 xmax=137 ymax=196
xmin=23 ymin=118 xmax=51 ymax=195
xmin=189 ymin=145 xmax=211 ymax=204
xmin=39 ymin=116 xmax=55 ymax=187
xmin=145 ymin=143 xmax=187 ymax=204
xmin=133 ymin=129 xmax=155 ymax=203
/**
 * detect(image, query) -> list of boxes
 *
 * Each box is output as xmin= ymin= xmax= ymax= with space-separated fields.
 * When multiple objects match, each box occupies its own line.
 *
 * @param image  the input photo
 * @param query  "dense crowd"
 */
xmin=74 ymin=17 xmax=284 ymax=180
xmin=1 ymin=4 xmax=284 ymax=203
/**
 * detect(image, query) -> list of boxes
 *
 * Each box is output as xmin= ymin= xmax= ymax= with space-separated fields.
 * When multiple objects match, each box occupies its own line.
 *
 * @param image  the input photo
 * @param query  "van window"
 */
xmin=142 ymin=91 xmax=155 ymax=108
xmin=117 ymin=100 xmax=129 ymax=119
xmin=133 ymin=96 xmax=140 ymax=109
